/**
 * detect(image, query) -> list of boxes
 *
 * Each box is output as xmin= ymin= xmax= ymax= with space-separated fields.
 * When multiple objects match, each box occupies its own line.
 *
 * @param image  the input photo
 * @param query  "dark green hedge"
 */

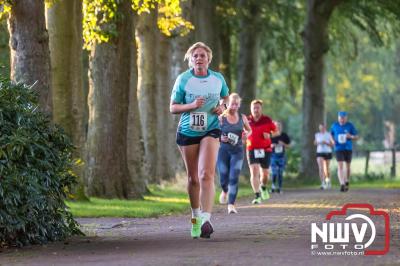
xmin=0 ymin=78 xmax=81 ymax=247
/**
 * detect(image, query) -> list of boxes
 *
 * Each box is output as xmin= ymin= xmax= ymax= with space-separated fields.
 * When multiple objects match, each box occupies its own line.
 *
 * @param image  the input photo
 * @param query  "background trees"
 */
xmin=0 ymin=0 xmax=399 ymax=198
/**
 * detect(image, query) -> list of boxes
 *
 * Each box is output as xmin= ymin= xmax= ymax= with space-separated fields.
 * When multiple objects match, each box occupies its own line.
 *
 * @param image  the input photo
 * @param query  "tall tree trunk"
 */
xmin=192 ymin=0 xmax=221 ymax=70
xmin=136 ymin=10 xmax=160 ymax=183
xmin=156 ymin=33 xmax=175 ymax=181
xmin=127 ymin=14 xmax=147 ymax=195
xmin=219 ymin=22 xmax=232 ymax=89
xmin=391 ymin=41 xmax=400 ymax=125
xmin=299 ymin=0 xmax=342 ymax=179
xmin=46 ymin=0 xmax=87 ymax=200
xmin=86 ymin=0 xmax=140 ymax=198
xmin=236 ymin=0 xmax=261 ymax=115
xmin=8 ymin=0 xmax=52 ymax=115
xmin=170 ymin=0 xmax=194 ymax=177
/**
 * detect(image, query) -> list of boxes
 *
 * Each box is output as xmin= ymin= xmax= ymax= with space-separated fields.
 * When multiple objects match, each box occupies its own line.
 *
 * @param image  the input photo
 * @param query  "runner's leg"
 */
xmin=217 ymin=147 xmax=229 ymax=204
xmin=198 ymin=136 xmax=219 ymax=215
xmin=228 ymin=150 xmax=243 ymax=205
xmin=179 ymin=145 xmax=200 ymax=210
xmin=250 ymin=164 xmax=260 ymax=193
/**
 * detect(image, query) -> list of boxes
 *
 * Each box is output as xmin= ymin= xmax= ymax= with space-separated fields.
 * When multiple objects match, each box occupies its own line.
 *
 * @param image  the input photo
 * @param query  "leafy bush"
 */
xmin=285 ymin=147 xmax=301 ymax=176
xmin=0 ymin=78 xmax=81 ymax=247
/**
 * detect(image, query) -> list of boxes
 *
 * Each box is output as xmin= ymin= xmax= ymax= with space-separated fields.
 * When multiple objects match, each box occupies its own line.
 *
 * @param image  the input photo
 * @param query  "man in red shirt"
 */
xmin=246 ymin=99 xmax=277 ymax=204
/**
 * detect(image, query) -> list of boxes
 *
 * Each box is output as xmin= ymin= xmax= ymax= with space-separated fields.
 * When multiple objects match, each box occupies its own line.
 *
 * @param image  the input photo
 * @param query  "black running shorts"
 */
xmin=247 ymin=150 xmax=271 ymax=169
xmin=176 ymin=129 xmax=221 ymax=146
xmin=335 ymin=150 xmax=352 ymax=162
xmin=316 ymin=152 xmax=333 ymax=160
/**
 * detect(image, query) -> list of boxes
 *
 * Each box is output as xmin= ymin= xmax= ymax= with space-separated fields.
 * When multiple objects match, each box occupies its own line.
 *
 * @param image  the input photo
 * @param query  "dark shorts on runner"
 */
xmin=247 ymin=150 xmax=271 ymax=169
xmin=335 ymin=150 xmax=352 ymax=162
xmin=316 ymin=152 xmax=332 ymax=160
xmin=176 ymin=129 xmax=221 ymax=146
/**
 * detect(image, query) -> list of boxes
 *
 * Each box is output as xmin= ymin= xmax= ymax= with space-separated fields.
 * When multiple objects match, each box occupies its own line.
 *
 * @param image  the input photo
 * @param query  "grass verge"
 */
xmin=67 ymin=177 xmax=399 ymax=218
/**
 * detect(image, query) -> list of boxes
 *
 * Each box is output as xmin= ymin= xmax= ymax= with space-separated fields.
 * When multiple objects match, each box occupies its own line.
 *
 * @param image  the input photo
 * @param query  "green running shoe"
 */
xmin=191 ymin=217 xmax=202 ymax=239
xmin=260 ymin=186 xmax=270 ymax=200
xmin=251 ymin=197 xmax=262 ymax=204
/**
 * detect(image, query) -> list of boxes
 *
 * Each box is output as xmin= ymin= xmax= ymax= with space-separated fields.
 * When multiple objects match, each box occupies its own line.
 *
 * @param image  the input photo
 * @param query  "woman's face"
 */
xmin=191 ymin=48 xmax=209 ymax=70
xmin=319 ymin=124 xmax=326 ymax=132
xmin=228 ymin=99 xmax=240 ymax=112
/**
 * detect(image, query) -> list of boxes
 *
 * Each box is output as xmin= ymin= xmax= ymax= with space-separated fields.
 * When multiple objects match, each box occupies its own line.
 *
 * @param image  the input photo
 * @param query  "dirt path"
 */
xmin=1 ymin=188 xmax=399 ymax=266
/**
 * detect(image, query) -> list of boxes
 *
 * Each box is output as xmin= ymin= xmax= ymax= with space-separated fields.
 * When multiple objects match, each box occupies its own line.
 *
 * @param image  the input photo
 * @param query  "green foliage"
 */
xmin=83 ymin=0 xmax=122 ymax=49
xmin=83 ymin=0 xmax=193 ymax=49
xmin=258 ymin=0 xmax=305 ymax=125
xmin=0 ymin=77 xmax=81 ymax=247
xmin=1 ymin=1 xmax=58 ymax=19
xmin=0 ymin=19 xmax=9 ymax=77
xmin=325 ymin=38 xmax=400 ymax=149
xmin=333 ymin=0 xmax=400 ymax=48
xmin=0 ymin=0 xmax=12 ymax=20
xmin=352 ymin=172 xmax=385 ymax=182
xmin=285 ymin=147 xmax=301 ymax=176
xmin=156 ymin=0 xmax=194 ymax=37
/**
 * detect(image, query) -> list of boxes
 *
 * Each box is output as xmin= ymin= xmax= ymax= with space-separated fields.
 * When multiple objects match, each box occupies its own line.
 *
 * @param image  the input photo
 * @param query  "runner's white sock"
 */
xmin=201 ymin=212 xmax=211 ymax=222
xmin=191 ymin=208 xmax=201 ymax=218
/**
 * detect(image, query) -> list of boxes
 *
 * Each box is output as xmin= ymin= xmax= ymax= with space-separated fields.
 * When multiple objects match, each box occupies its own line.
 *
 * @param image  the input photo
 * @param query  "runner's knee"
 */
xmin=199 ymin=169 xmax=214 ymax=183
xmin=188 ymin=175 xmax=200 ymax=187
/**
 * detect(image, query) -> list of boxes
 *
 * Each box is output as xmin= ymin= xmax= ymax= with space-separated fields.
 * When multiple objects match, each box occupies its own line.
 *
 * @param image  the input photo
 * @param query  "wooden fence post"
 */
xmin=391 ymin=146 xmax=396 ymax=178
xmin=364 ymin=150 xmax=370 ymax=177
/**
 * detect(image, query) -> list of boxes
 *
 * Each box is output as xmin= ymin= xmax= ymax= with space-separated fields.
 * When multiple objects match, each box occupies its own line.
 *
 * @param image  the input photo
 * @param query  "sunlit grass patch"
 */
xmin=66 ymin=185 xmax=189 ymax=218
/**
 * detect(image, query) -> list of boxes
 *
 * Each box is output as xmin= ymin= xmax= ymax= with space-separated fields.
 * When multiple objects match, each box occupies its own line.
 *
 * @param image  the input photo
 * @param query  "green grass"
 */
xmin=345 ymin=178 xmax=400 ymax=189
xmin=67 ymin=187 xmax=189 ymax=218
xmin=67 ymin=171 xmax=399 ymax=218
xmin=67 ymin=185 xmax=256 ymax=218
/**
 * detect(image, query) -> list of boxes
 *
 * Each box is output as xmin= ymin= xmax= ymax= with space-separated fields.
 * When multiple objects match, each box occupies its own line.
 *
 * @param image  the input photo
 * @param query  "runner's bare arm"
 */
xmin=329 ymin=135 xmax=335 ymax=146
xmin=270 ymin=129 xmax=279 ymax=138
xmin=212 ymin=96 xmax=229 ymax=115
xmin=242 ymin=114 xmax=252 ymax=137
xmin=347 ymin=133 xmax=359 ymax=141
xmin=170 ymin=97 xmax=205 ymax=114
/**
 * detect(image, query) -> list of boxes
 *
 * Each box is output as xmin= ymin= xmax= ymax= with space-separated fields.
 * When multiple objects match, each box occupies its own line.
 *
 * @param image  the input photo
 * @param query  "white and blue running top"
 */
xmin=171 ymin=69 xmax=229 ymax=137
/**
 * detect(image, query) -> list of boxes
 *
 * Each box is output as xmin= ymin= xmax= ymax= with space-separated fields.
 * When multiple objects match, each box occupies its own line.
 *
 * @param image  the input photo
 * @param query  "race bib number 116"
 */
xmin=190 ymin=112 xmax=207 ymax=131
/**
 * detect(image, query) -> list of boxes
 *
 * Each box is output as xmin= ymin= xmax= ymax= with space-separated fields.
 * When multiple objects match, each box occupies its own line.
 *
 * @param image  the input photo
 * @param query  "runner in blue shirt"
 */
xmin=330 ymin=111 xmax=359 ymax=192
xmin=170 ymin=42 xmax=229 ymax=239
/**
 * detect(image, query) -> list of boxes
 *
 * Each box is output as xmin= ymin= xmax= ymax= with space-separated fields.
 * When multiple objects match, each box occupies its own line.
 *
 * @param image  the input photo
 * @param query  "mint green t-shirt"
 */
xmin=171 ymin=69 xmax=229 ymax=137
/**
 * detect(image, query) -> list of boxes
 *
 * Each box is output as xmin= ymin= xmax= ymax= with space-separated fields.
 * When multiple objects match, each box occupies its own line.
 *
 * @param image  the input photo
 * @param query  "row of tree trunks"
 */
xmin=6 ymin=0 xmax=351 ymax=194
